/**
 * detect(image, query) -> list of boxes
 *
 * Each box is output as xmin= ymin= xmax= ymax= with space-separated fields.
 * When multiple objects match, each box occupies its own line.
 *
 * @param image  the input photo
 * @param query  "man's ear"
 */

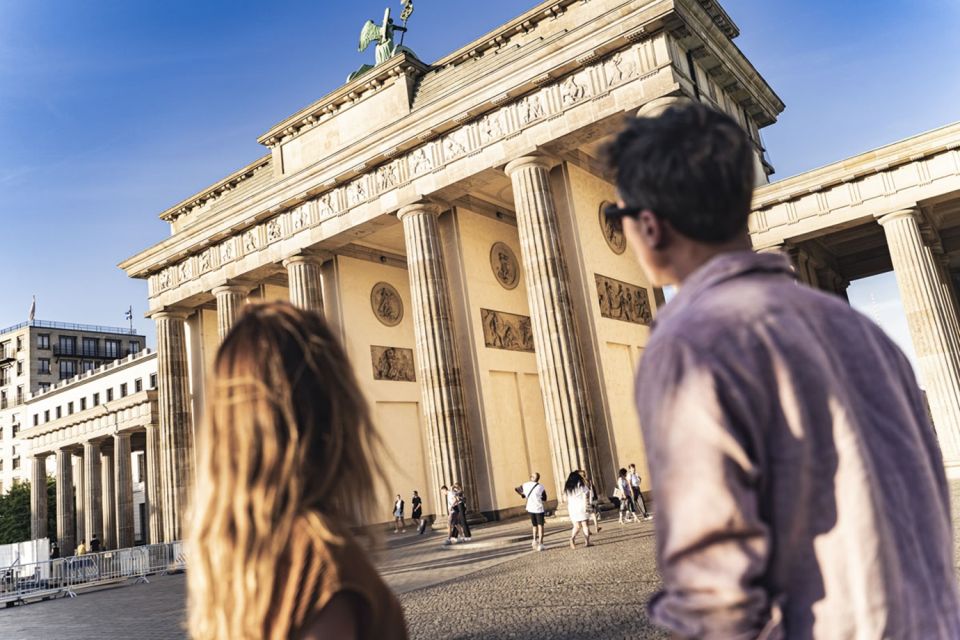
xmin=637 ymin=209 xmax=665 ymax=250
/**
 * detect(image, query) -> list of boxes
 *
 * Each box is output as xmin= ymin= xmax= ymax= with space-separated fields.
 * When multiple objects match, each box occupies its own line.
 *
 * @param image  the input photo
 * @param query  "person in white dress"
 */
xmin=564 ymin=471 xmax=592 ymax=549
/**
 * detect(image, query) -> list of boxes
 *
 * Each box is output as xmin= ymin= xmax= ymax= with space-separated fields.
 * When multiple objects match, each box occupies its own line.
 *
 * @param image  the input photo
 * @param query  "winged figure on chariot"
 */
xmin=348 ymin=1 xmax=417 ymax=82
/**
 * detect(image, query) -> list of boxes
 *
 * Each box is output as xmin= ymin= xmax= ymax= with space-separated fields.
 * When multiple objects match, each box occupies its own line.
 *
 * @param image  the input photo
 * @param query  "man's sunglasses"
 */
xmin=603 ymin=203 xmax=643 ymax=221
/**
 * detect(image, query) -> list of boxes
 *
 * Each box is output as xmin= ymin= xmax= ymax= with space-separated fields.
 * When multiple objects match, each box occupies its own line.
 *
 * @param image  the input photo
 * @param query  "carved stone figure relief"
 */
xmin=603 ymin=51 xmax=637 ymax=88
xmin=371 ymin=346 xmax=416 ymax=382
xmin=178 ymin=260 xmax=192 ymax=283
xmin=518 ymin=93 xmax=545 ymax=124
xmin=266 ymin=218 xmax=283 ymax=243
xmin=489 ymin=242 xmax=520 ymax=289
xmin=481 ymin=309 xmax=535 ymax=353
xmin=243 ymin=229 xmax=259 ymax=253
xmin=220 ymin=239 xmax=235 ymax=263
xmin=157 ymin=269 xmax=171 ymax=291
xmin=198 ymin=249 xmax=213 ymax=273
xmin=596 ymin=274 xmax=652 ymax=325
xmin=317 ymin=192 xmax=335 ymax=218
xmin=410 ymin=147 xmax=433 ymax=175
xmin=377 ymin=161 xmax=399 ymax=191
xmin=599 ymin=201 xmax=626 ymax=255
xmin=347 ymin=180 xmax=366 ymax=207
xmin=291 ymin=204 xmax=308 ymax=231
xmin=443 ymin=129 xmax=469 ymax=160
xmin=560 ymin=73 xmax=588 ymax=106
xmin=479 ymin=112 xmax=504 ymax=143
xmin=371 ymin=282 xmax=404 ymax=327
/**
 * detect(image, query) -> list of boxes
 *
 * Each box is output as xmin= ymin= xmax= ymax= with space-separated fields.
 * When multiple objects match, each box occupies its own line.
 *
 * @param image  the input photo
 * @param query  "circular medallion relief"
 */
xmin=371 ymin=282 xmax=404 ymax=327
xmin=599 ymin=200 xmax=627 ymax=255
xmin=489 ymin=242 xmax=520 ymax=290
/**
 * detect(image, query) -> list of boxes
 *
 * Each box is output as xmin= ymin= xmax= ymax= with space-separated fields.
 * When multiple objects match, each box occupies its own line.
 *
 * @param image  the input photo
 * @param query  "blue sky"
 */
xmin=1 ymin=0 xmax=958 ymax=356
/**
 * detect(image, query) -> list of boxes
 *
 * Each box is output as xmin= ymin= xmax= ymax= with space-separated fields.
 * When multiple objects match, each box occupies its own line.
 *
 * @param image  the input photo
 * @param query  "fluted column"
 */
xmin=879 ymin=209 xmax=960 ymax=465
xmin=398 ymin=202 xmax=478 ymax=512
xmin=55 ymin=449 xmax=75 ymax=555
xmin=30 ymin=454 xmax=48 ymax=540
xmin=154 ymin=310 xmax=194 ymax=542
xmin=213 ymin=285 xmax=248 ymax=341
xmin=82 ymin=441 xmax=103 ymax=547
xmin=283 ymin=254 xmax=325 ymax=312
xmin=100 ymin=447 xmax=115 ymax=550
xmin=114 ymin=433 xmax=134 ymax=549
xmin=505 ymin=157 xmax=602 ymax=496
xmin=143 ymin=424 xmax=163 ymax=544
xmin=73 ymin=453 xmax=84 ymax=546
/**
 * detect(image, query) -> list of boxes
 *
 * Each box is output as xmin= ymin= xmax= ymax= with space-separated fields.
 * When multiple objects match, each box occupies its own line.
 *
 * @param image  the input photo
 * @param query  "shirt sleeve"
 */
xmin=636 ymin=338 xmax=782 ymax=640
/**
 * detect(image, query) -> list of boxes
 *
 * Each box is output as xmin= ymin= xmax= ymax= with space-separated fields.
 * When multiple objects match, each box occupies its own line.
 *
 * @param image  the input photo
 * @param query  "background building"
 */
xmin=0 ymin=320 xmax=145 ymax=494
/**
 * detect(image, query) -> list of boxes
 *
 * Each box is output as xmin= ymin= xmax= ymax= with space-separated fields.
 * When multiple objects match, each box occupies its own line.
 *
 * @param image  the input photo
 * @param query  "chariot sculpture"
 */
xmin=348 ymin=1 xmax=417 ymax=82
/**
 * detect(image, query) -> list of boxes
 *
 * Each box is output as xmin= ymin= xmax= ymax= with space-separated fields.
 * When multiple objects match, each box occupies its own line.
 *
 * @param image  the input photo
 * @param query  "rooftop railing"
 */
xmin=0 ymin=320 xmax=140 ymax=337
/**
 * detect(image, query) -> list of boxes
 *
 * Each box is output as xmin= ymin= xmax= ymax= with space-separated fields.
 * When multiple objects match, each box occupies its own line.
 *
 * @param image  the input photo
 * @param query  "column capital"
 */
xmin=211 ymin=283 xmax=253 ymax=297
xmin=397 ymin=201 xmax=443 ymax=220
xmin=281 ymin=251 xmax=329 ymax=269
xmin=636 ymin=94 xmax=692 ymax=118
xmin=504 ymin=155 xmax=557 ymax=177
xmin=876 ymin=208 xmax=921 ymax=226
xmin=149 ymin=307 xmax=191 ymax=321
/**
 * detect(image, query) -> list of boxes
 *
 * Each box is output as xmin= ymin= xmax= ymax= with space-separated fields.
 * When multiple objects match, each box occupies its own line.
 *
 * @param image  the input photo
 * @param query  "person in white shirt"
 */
xmin=441 ymin=485 xmax=462 ymax=545
xmin=627 ymin=463 xmax=651 ymax=520
xmin=515 ymin=472 xmax=547 ymax=551
xmin=564 ymin=471 xmax=592 ymax=549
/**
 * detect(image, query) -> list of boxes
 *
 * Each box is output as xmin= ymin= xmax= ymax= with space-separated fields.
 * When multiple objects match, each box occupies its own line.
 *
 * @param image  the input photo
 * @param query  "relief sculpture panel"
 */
xmin=481 ymin=309 xmax=535 ymax=353
xmin=371 ymin=346 xmax=416 ymax=382
xmin=371 ymin=282 xmax=404 ymax=327
xmin=596 ymin=274 xmax=652 ymax=325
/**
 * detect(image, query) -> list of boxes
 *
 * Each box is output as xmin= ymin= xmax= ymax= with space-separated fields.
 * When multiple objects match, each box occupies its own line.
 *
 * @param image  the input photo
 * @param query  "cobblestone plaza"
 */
xmin=3 ymin=483 xmax=959 ymax=640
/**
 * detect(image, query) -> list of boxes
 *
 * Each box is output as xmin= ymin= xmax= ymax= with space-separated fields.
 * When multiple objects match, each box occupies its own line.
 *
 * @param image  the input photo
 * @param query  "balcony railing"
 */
xmin=0 ymin=319 xmax=139 ymax=336
xmin=0 ymin=351 xmax=14 ymax=365
xmin=52 ymin=345 xmax=132 ymax=360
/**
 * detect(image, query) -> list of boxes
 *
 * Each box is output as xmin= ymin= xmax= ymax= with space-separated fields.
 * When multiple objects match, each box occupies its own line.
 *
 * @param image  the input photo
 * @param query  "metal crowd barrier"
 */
xmin=0 ymin=542 xmax=186 ymax=606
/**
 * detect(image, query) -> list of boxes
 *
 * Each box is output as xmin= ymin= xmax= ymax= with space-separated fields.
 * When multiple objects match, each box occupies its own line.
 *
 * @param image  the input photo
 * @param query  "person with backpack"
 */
xmin=515 ymin=472 xmax=547 ymax=551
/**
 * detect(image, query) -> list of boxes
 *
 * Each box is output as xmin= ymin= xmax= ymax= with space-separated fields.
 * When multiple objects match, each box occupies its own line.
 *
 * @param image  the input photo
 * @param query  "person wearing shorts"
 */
xmin=516 ymin=472 xmax=547 ymax=551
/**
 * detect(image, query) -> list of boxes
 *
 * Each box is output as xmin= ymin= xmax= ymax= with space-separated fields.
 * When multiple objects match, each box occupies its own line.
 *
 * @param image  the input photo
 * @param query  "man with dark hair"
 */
xmin=607 ymin=101 xmax=960 ymax=638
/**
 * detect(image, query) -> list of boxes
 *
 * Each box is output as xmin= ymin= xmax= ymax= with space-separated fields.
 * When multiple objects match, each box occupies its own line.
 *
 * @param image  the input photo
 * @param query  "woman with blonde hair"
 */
xmin=187 ymin=302 xmax=407 ymax=640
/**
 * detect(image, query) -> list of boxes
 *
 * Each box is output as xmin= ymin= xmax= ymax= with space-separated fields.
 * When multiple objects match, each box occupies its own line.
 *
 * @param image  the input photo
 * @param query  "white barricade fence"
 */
xmin=0 ymin=542 xmax=186 ymax=606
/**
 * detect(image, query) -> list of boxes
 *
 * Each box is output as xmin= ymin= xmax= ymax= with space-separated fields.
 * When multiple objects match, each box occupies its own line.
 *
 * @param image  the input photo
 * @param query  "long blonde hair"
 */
xmin=187 ymin=302 xmax=381 ymax=639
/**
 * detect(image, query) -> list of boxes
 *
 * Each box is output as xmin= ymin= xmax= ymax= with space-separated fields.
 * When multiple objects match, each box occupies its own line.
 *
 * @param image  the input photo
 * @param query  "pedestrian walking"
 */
xmin=627 ymin=463 xmax=650 ymax=519
xmin=89 ymin=534 xmax=102 ymax=553
xmin=411 ymin=490 xmax=425 ymax=535
xmin=581 ymin=473 xmax=602 ymax=534
xmin=452 ymin=483 xmax=471 ymax=542
xmin=393 ymin=494 xmax=405 ymax=533
xmin=441 ymin=485 xmax=462 ymax=545
xmin=186 ymin=302 xmax=407 ymax=639
xmin=515 ymin=472 xmax=547 ymax=551
xmin=564 ymin=472 xmax=592 ymax=549
xmin=608 ymin=102 xmax=960 ymax=637
xmin=614 ymin=469 xmax=636 ymax=524
xmin=75 ymin=540 xmax=86 ymax=556
xmin=50 ymin=542 xmax=60 ymax=559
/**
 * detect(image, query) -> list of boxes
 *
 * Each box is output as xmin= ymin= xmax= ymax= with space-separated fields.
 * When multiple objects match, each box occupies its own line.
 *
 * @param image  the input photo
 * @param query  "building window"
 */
xmin=15 ymin=385 xmax=23 ymax=405
xmin=55 ymin=406 xmax=61 ymax=419
xmin=105 ymin=340 xmax=121 ymax=359
xmin=37 ymin=334 xmax=50 ymax=350
xmin=38 ymin=358 xmax=50 ymax=375
xmin=11 ymin=424 xmax=18 ymax=438
xmin=0 ymin=341 xmax=9 ymax=359
xmin=43 ymin=410 xmax=49 ymax=423
xmin=0 ymin=370 xmax=8 ymax=386
xmin=136 ymin=452 xmax=145 ymax=482
xmin=38 ymin=382 xmax=50 ymax=393
xmin=12 ymin=457 xmax=20 ymax=470
xmin=129 ymin=341 xmax=141 ymax=355
xmin=134 ymin=378 xmax=143 ymax=393
xmin=0 ymin=426 xmax=3 ymax=438
xmin=82 ymin=361 xmax=95 ymax=373
xmin=80 ymin=398 xmax=86 ymax=411
xmin=106 ymin=388 xmax=114 ymax=402
xmin=16 ymin=361 xmax=22 ymax=377
xmin=32 ymin=415 xmax=37 ymax=427
xmin=58 ymin=335 xmax=77 ymax=356
xmin=15 ymin=337 xmax=22 ymax=352
xmin=149 ymin=373 xmax=157 ymax=389
xmin=59 ymin=359 xmax=77 ymax=380
xmin=0 ymin=391 xmax=6 ymax=409
xmin=120 ymin=383 xmax=128 ymax=398
xmin=0 ymin=460 xmax=4 ymax=472
xmin=67 ymin=402 xmax=74 ymax=415
xmin=92 ymin=393 xmax=100 ymax=407
xmin=82 ymin=337 xmax=98 ymax=357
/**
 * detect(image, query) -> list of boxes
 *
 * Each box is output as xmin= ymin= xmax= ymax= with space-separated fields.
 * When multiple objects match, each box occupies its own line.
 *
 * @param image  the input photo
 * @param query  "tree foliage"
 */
xmin=0 ymin=477 xmax=58 ymax=545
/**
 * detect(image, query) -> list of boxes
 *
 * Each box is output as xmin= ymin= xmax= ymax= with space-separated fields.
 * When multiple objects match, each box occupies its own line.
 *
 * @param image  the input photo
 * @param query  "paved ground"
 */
xmin=2 ymin=483 xmax=959 ymax=639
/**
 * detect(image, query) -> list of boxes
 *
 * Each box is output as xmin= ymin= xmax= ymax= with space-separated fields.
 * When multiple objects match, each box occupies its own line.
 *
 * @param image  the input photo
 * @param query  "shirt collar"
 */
xmin=653 ymin=250 xmax=795 ymax=329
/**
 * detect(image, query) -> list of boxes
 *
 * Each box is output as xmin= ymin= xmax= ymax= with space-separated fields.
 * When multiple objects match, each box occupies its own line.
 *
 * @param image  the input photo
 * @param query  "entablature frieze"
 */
xmin=124 ymin=0 xmax=784 ymax=311
xmin=750 ymin=126 xmax=960 ymax=249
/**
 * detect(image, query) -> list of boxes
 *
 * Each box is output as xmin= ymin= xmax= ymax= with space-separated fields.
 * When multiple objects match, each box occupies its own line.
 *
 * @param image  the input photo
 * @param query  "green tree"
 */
xmin=0 ymin=477 xmax=57 ymax=545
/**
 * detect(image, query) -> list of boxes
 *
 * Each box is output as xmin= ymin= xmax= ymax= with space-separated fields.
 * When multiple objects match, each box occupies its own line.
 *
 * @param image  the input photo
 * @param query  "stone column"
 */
xmin=100 ymin=446 xmax=115 ymax=550
xmin=398 ymin=202 xmax=478 ymax=512
xmin=73 ymin=453 xmax=84 ymax=545
xmin=154 ymin=310 xmax=194 ymax=542
xmin=143 ymin=424 xmax=163 ymax=544
xmin=114 ymin=432 xmax=135 ymax=549
xmin=284 ymin=254 xmax=325 ymax=312
xmin=55 ymin=449 xmax=75 ymax=555
xmin=505 ymin=157 xmax=602 ymax=495
xmin=30 ymin=454 xmax=48 ymax=541
xmin=878 ymin=209 xmax=960 ymax=466
xmin=212 ymin=285 xmax=248 ymax=341
xmin=82 ymin=441 xmax=103 ymax=547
